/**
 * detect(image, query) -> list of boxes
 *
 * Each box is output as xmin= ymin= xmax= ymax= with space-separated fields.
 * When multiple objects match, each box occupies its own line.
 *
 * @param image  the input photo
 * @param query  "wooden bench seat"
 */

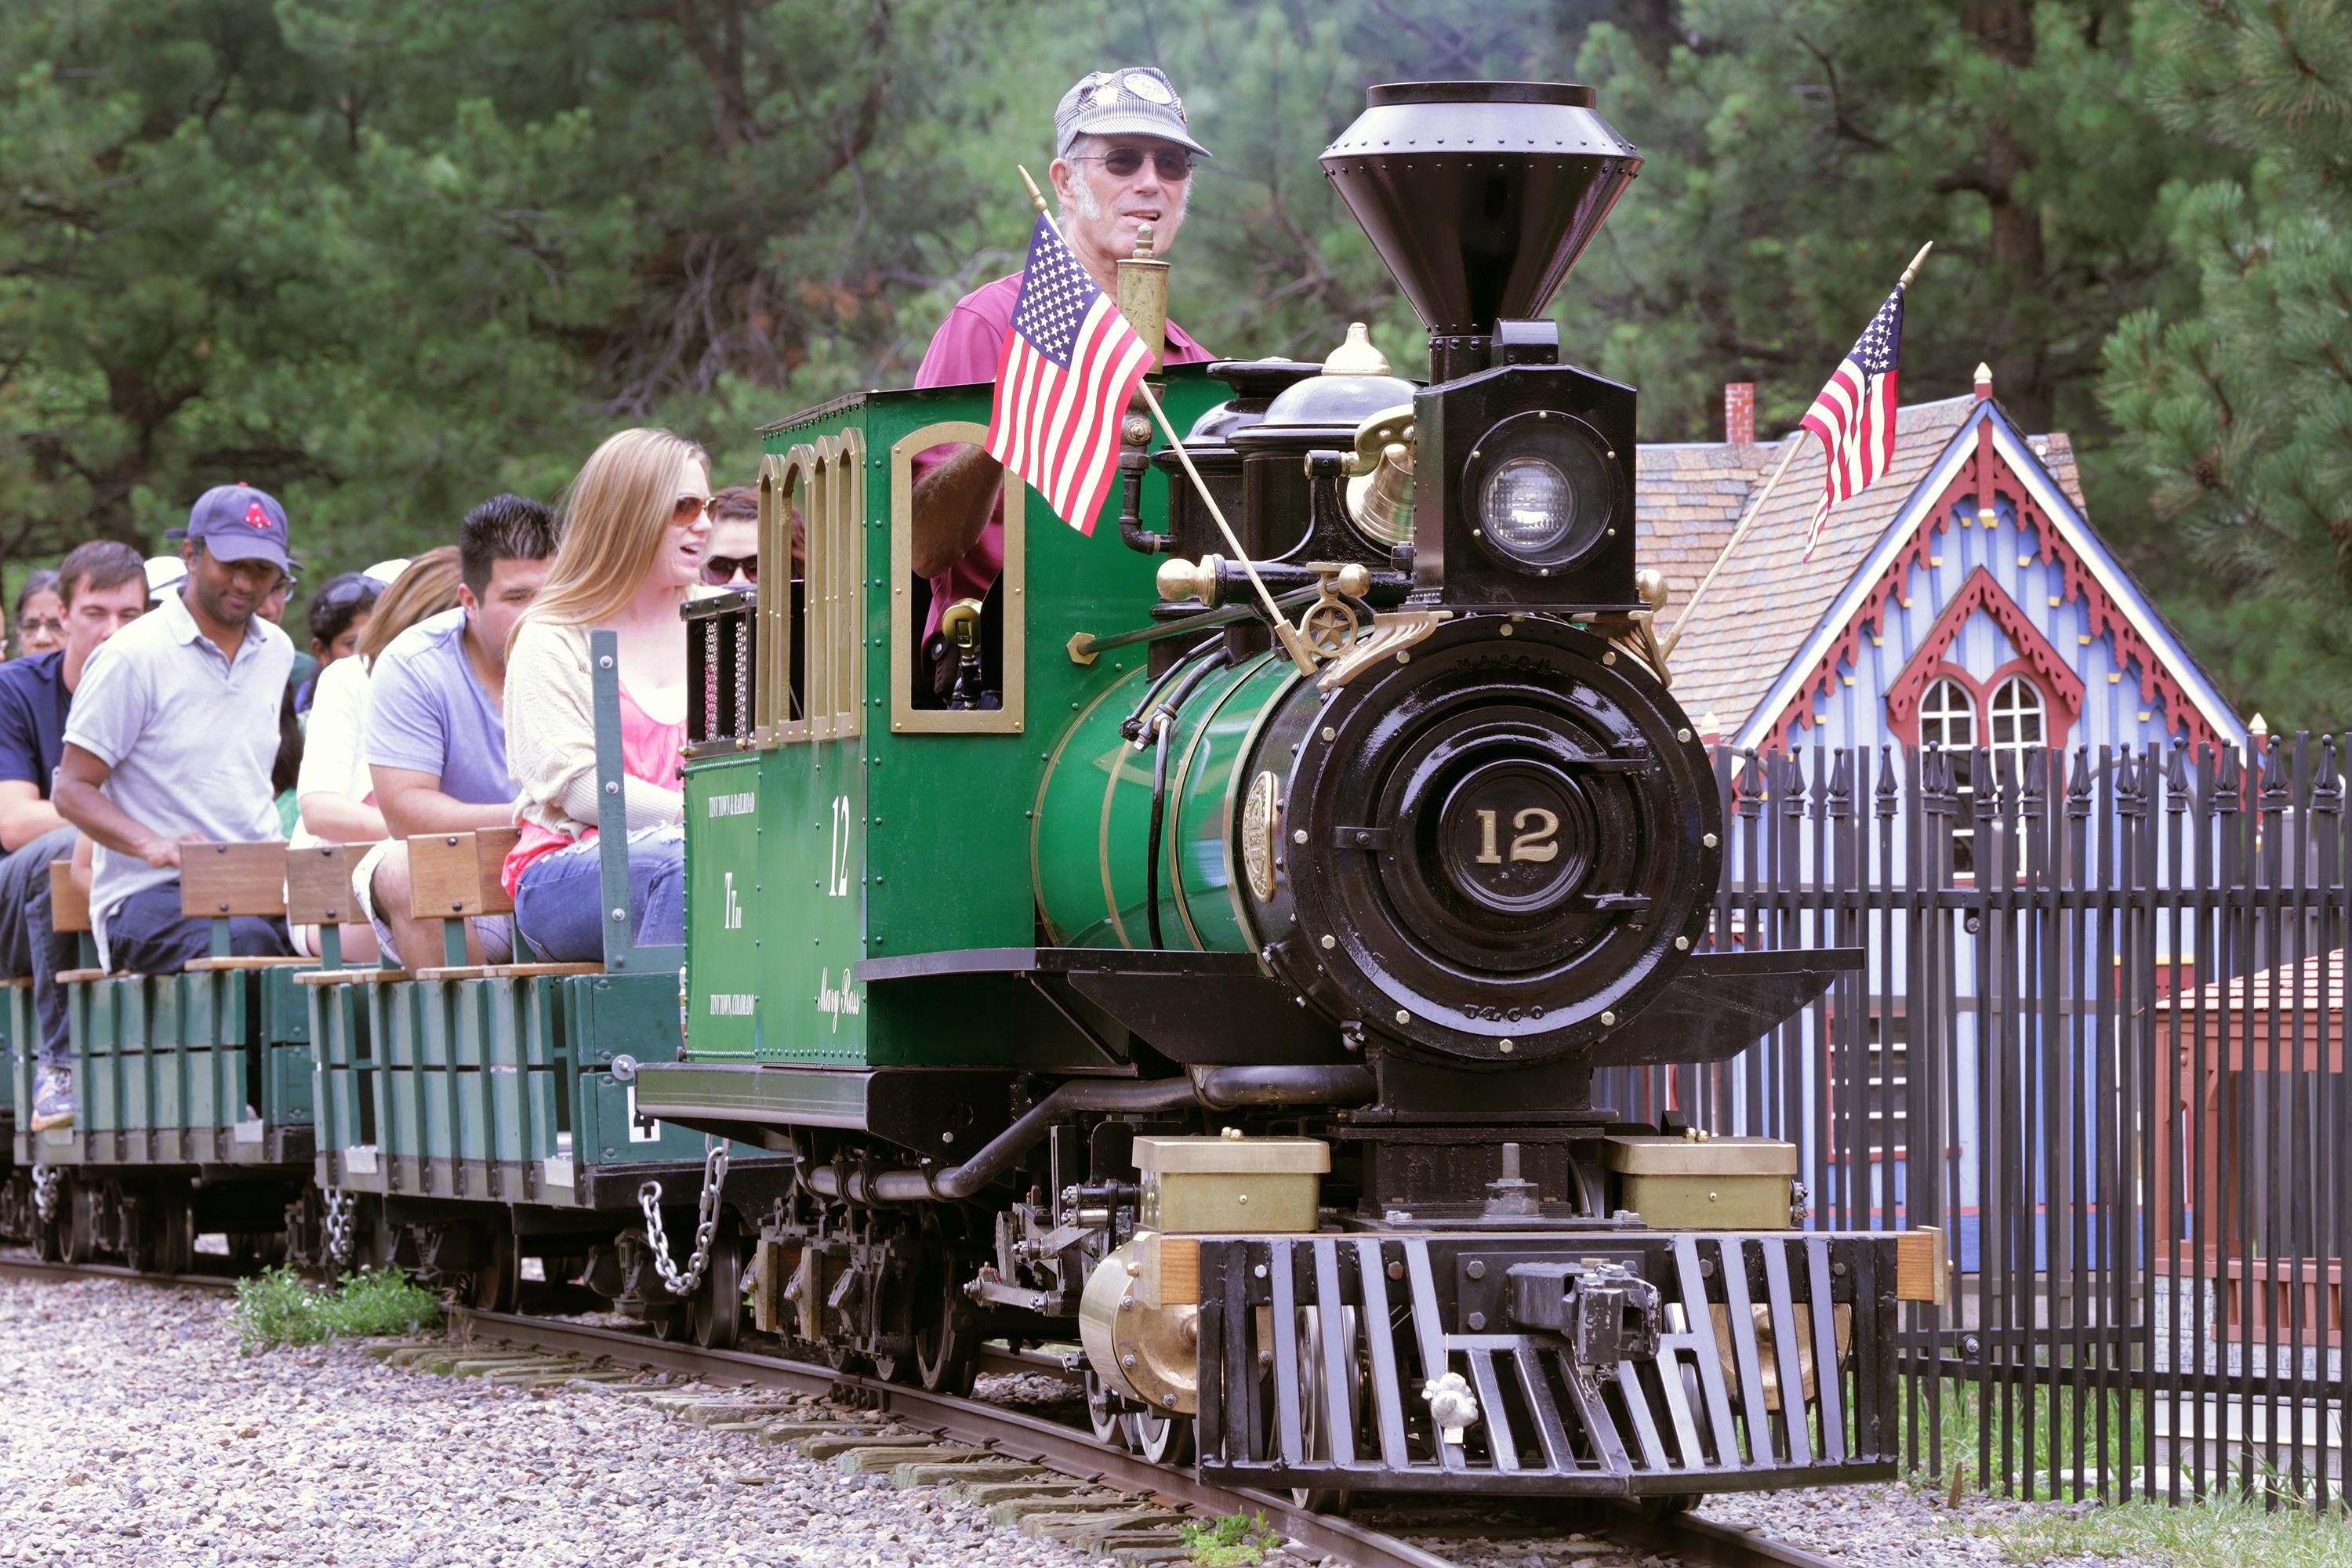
xmin=285 ymin=841 xmax=392 ymax=979
xmin=405 ymin=827 xmax=601 ymax=982
xmin=294 ymin=967 xmax=409 ymax=986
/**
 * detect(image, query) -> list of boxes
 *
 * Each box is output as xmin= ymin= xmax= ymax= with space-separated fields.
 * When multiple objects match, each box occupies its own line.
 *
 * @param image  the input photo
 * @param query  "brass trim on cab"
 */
xmin=758 ymin=433 xmax=867 ymax=746
xmin=889 ymin=421 xmax=1025 ymax=735
xmin=755 ymin=448 xmax=811 ymax=746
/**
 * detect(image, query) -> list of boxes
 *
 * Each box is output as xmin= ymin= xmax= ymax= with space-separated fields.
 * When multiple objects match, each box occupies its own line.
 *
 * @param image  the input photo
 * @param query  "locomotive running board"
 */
xmin=1190 ymin=1230 xmax=1900 ymax=1496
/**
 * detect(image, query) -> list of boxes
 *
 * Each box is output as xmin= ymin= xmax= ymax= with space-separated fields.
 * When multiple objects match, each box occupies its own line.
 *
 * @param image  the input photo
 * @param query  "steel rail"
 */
xmin=447 ymin=1308 xmax=1842 ymax=1568
xmin=0 ymin=1253 xmax=241 ymax=1294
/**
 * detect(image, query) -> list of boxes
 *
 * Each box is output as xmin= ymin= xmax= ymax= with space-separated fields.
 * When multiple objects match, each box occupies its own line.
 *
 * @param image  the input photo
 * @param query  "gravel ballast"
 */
xmin=0 ymin=1272 xmax=2163 ymax=1568
xmin=0 ymin=1275 xmax=1133 ymax=1568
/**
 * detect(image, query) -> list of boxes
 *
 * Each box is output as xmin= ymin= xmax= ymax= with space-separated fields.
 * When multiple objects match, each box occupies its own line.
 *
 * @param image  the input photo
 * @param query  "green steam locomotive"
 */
xmin=637 ymin=80 xmax=1941 ymax=1503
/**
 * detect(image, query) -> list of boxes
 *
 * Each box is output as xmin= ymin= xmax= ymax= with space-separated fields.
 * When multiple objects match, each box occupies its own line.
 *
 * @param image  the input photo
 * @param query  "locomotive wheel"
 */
xmin=1635 ymin=1493 xmax=1703 ymax=1520
xmin=150 ymin=1182 xmax=194 ymax=1277
xmin=62 ymin=1179 xmax=101 ymax=1265
xmin=1290 ymin=1305 xmax=1360 ymax=1515
xmin=910 ymin=1252 xmax=978 ymax=1395
xmin=1084 ymin=1371 xmax=1127 ymax=1447
xmin=1127 ymin=1406 xmax=1193 ymax=1465
xmin=688 ymin=1218 xmax=743 ymax=1350
xmin=649 ymin=1305 xmax=693 ymax=1341
xmin=466 ymin=1218 xmax=518 ymax=1312
xmin=352 ymin=1199 xmax=400 ymax=1275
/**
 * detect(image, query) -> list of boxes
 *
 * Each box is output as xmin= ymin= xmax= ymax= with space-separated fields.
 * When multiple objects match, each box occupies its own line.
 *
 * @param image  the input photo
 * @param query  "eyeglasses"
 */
xmin=314 ymin=579 xmax=380 ymax=609
xmin=1074 ymin=147 xmax=1195 ymax=182
xmin=673 ymin=494 xmax=713 ymax=524
xmin=699 ymin=554 xmax=758 ymax=586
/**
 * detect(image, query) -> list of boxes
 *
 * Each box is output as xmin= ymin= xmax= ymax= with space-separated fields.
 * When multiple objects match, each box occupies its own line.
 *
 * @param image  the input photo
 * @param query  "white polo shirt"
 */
xmin=63 ymin=586 xmax=292 ymax=956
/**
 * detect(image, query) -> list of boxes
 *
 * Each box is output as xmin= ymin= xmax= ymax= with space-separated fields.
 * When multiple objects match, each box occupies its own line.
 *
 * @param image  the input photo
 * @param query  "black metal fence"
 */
xmin=1597 ymin=737 xmax=2350 ymax=1509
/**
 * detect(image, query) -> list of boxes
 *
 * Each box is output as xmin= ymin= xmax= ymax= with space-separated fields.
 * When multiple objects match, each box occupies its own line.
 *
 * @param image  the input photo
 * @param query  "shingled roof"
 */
xmin=1635 ymin=393 xmax=1981 ymax=732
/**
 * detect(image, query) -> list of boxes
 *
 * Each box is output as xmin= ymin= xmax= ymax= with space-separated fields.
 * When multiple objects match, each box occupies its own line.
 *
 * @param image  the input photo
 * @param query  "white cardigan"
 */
xmin=503 ymin=619 xmax=684 ymax=840
xmin=292 ymin=654 xmax=376 ymax=850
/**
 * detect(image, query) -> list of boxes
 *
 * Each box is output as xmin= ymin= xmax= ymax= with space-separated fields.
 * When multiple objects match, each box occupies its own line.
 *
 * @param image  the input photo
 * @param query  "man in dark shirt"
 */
xmin=0 ymin=542 xmax=148 ymax=1129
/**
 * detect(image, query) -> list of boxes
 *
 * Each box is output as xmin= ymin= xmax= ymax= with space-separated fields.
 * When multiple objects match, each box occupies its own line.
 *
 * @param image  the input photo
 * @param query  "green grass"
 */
xmin=1899 ymin=1376 xmax=2151 ymax=1496
xmin=1889 ymin=1377 xmax=2351 ymax=1567
xmin=1966 ymin=1486 xmax=2352 ymax=1568
xmin=1180 ymin=1511 xmax=1281 ymax=1567
xmin=231 ymin=1265 xmax=442 ymax=1353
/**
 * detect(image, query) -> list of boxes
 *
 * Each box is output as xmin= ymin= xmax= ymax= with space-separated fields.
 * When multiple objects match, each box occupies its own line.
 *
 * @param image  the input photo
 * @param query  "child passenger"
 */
xmin=500 ymin=429 xmax=709 ymax=961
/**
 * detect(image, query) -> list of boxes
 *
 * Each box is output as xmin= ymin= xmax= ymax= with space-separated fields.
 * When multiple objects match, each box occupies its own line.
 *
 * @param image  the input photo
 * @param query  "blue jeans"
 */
xmin=105 ymin=880 xmax=291 ymax=976
xmin=513 ymin=827 xmax=684 ymax=964
xmin=0 ymin=826 xmax=76 ymax=1068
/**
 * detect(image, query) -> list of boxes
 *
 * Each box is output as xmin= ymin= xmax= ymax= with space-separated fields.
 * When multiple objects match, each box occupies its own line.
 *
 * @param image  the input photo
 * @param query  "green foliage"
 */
xmin=1179 ymin=1510 xmax=1282 ymax=1567
xmin=2099 ymin=0 xmax=2352 ymax=729
xmin=0 ymin=0 xmax=2343 ymax=714
xmin=231 ymin=1265 xmax=442 ymax=1353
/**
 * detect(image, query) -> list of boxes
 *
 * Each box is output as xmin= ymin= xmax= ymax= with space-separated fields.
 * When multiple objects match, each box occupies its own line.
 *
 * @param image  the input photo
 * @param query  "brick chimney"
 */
xmin=1724 ymin=382 xmax=1755 ymax=445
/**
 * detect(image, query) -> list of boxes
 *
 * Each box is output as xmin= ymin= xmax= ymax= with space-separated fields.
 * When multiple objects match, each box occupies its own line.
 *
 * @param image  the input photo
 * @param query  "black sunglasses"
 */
xmin=1076 ymin=147 xmax=1194 ymax=181
xmin=314 ymin=578 xmax=380 ymax=609
xmin=699 ymin=553 xmax=758 ymax=586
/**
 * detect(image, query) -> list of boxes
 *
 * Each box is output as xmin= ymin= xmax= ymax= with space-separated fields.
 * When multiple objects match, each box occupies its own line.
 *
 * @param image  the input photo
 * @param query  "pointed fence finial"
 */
xmin=2249 ymin=711 xmax=2269 ymax=739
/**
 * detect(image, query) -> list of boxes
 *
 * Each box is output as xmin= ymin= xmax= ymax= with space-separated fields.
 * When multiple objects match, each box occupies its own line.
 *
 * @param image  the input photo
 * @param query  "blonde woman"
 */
xmin=500 ymin=429 xmax=710 ymax=960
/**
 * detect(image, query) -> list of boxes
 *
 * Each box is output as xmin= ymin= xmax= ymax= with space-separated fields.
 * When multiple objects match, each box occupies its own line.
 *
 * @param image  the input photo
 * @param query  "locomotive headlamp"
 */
xmin=1446 ymin=402 xmax=1624 ymax=592
xmin=1481 ymin=456 xmax=1570 ymax=554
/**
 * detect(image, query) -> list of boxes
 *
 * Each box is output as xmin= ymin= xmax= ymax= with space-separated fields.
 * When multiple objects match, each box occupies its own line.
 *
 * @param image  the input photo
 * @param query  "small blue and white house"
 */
xmin=1632 ymin=367 xmax=2252 ymax=1268
xmin=1642 ymin=365 xmax=2247 ymax=770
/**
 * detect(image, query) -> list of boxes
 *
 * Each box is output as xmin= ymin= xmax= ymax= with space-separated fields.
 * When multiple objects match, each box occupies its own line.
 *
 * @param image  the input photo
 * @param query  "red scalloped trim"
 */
xmin=1760 ymin=419 xmax=2227 ymax=754
xmin=1882 ymin=568 xmax=2084 ymax=745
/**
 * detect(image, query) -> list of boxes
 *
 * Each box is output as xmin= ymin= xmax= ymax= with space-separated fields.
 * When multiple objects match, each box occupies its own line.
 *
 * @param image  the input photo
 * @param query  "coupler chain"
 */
xmin=322 ymin=1189 xmax=356 ymax=1273
xmin=637 ymin=1138 xmax=730 ymax=1297
xmin=30 ymin=1164 xmax=59 ymax=1226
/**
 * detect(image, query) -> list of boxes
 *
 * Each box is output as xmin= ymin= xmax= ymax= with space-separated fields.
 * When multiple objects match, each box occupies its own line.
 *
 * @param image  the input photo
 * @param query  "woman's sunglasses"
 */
xmin=699 ymin=554 xmax=758 ymax=586
xmin=1075 ymin=147 xmax=1195 ymax=182
xmin=673 ymin=493 xmax=714 ymax=523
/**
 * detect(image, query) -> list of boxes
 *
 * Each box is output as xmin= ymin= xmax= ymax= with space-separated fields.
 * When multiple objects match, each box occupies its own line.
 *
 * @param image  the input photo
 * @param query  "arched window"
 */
xmin=1987 ymin=675 xmax=2045 ymax=771
xmin=1918 ymin=676 xmax=1979 ymax=873
xmin=1918 ymin=677 xmax=1976 ymax=750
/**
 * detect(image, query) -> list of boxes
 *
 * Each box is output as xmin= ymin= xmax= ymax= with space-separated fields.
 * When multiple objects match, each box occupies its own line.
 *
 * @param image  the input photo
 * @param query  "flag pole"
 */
xmin=1018 ymin=166 xmax=1316 ymax=675
xmin=1657 ymin=241 xmax=1931 ymax=662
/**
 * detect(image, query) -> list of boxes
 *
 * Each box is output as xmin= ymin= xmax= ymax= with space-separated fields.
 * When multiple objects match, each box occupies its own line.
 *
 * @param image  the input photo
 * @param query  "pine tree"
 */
xmin=2100 ymin=0 xmax=2352 ymax=728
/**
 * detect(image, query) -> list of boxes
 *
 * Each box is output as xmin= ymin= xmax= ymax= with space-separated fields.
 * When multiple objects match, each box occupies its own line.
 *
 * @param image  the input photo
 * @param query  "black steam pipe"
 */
xmin=1114 ymin=447 xmax=1169 ymax=555
xmin=800 ymin=1064 xmax=1374 ymax=1204
xmin=1189 ymin=1063 xmax=1377 ymax=1109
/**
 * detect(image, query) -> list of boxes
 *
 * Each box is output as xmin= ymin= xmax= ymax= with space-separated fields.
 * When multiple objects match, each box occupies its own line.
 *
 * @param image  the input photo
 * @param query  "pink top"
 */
xmin=502 ymin=684 xmax=688 ymax=898
xmin=912 ymin=271 xmax=1213 ymax=639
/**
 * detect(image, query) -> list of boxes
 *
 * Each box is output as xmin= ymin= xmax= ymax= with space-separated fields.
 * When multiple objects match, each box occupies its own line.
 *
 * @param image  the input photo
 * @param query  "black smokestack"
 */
xmin=1319 ymin=82 xmax=1641 ymax=381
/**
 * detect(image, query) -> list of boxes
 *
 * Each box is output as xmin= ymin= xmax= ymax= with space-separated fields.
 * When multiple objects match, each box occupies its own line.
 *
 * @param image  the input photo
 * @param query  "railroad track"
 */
xmin=445 ymin=1308 xmax=1843 ymax=1568
xmin=0 ymin=1251 xmax=1845 ymax=1568
xmin=0 ymin=1251 xmax=240 ymax=1294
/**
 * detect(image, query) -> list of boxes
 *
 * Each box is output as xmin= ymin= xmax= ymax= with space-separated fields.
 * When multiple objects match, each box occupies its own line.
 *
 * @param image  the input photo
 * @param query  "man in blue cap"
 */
xmin=42 ymin=483 xmax=296 ymax=1130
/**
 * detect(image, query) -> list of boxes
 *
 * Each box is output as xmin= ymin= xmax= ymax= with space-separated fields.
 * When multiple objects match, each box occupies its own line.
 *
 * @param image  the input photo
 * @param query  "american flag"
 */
xmin=985 ymin=216 xmax=1153 ymax=533
xmin=1797 ymin=282 xmax=1905 ymax=558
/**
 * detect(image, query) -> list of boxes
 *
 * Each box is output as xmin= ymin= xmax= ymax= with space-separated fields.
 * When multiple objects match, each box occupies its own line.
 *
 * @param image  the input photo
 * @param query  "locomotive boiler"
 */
xmin=636 ymin=80 xmax=1944 ymax=1504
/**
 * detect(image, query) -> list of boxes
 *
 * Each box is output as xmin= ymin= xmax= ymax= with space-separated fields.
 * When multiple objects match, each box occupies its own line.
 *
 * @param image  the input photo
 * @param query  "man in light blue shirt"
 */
xmin=359 ymin=494 xmax=557 ymax=965
xmin=48 ymin=485 xmax=297 ymax=1128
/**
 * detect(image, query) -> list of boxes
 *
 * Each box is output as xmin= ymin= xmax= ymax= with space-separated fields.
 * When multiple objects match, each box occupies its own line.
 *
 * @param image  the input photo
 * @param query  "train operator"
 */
xmin=908 ymin=65 xmax=1214 ymax=697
